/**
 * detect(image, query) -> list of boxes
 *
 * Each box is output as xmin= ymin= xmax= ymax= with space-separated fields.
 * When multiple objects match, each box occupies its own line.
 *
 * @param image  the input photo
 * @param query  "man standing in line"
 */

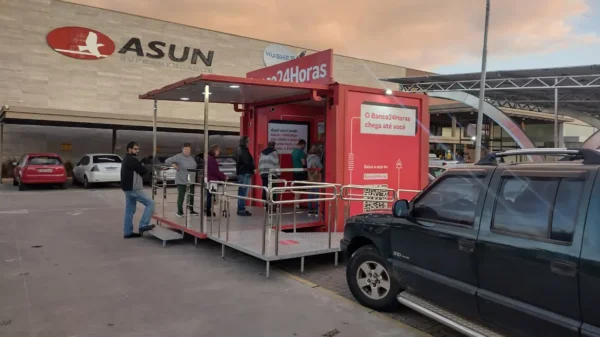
xmin=258 ymin=141 xmax=280 ymax=207
xmin=165 ymin=143 xmax=200 ymax=217
xmin=121 ymin=141 xmax=155 ymax=238
xmin=291 ymin=139 xmax=307 ymax=208
xmin=235 ymin=136 xmax=255 ymax=216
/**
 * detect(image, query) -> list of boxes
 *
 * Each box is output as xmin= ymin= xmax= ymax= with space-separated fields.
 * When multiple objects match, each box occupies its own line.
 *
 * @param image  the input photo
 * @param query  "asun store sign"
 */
xmin=46 ymin=26 xmax=215 ymax=72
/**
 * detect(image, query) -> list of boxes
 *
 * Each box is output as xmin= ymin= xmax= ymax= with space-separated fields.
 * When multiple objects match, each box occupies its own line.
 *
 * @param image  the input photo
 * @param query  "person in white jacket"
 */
xmin=258 ymin=141 xmax=280 ymax=206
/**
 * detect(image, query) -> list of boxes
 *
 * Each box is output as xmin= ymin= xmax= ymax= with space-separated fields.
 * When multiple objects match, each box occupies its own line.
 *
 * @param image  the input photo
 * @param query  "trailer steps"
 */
xmin=147 ymin=225 xmax=184 ymax=247
xmin=397 ymin=292 xmax=505 ymax=337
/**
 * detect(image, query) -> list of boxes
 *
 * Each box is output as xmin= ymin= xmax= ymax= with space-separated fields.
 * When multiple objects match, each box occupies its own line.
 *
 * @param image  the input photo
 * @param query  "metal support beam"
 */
xmin=152 ymin=100 xmax=157 ymax=160
xmin=475 ymin=0 xmax=491 ymax=162
xmin=392 ymin=75 xmax=600 ymax=92
xmin=451 ymin=116 xmax=457 ymax=137
xmin=111 ymin=128 xmax=117 ymax=154
xmin=554 ymin=78 xmax=559 ymax=148
xmin=201 ymin=85 xmax=210 ymax=234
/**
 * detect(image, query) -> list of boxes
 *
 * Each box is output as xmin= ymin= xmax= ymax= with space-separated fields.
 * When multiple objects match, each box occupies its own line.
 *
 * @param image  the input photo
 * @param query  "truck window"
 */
xmin=492 ymin=176 xmax=584 ymax=244
xmin=412 ymin=175 xmax=484 ymax=226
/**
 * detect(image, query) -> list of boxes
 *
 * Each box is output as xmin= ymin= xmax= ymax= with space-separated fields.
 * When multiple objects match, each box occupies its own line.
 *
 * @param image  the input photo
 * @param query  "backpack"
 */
xmin=307 ymin=156 xmax=321 ymax=182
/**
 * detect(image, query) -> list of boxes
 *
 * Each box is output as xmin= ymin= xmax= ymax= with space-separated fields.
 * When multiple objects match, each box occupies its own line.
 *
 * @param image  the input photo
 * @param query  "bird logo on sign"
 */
xmin=47 ymin=26 xmax=115 ymax=60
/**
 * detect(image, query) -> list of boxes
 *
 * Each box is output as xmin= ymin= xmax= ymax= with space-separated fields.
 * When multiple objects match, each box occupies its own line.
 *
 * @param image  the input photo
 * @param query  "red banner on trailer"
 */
xmin=247 ymin=49 xmax=334 ymax=85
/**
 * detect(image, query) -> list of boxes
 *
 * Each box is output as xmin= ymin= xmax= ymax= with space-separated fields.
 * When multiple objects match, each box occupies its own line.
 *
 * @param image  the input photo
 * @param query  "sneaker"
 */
xmin=176 ymin=213 xmax=184 ymax=218
xmin=189 ymin=210 xmax=199 ymax=216
xmin=237 ymin=210 xmax=252 ymax=216
xmin=124 ymin=233 xmax=142 ymax=239
xmin=139 ymin=224 xmax=156 ymax=233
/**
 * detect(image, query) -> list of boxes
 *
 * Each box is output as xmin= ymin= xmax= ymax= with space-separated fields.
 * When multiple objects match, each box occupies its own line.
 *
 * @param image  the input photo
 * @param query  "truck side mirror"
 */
xmin=393 ymin=200 xmax=410 ymax=218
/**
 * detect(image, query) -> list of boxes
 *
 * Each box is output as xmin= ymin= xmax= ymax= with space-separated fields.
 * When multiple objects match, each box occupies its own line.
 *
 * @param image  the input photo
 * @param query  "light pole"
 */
xmin=475 ymin=0 xmax=491 ymax=162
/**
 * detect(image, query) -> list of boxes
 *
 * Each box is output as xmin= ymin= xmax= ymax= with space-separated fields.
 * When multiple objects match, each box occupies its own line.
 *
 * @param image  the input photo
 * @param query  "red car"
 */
xmin=13 ymin=153 xmax=68 ymax=191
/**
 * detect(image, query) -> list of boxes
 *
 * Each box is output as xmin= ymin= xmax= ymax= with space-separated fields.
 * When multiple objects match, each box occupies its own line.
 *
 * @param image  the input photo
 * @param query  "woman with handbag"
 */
xmin=206 ymin=144 xmax=227 ymax=217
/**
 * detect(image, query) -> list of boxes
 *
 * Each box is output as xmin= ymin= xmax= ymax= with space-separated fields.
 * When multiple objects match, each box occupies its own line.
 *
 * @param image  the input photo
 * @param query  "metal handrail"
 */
xmin=152 ymin=173 xmax=425 ymax=258
xmin=269 ymin=184 xmax=338 ymax=204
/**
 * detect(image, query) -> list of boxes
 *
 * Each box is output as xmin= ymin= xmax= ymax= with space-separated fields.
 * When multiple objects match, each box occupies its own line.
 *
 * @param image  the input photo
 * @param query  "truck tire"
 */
xmin=346 ymin=245 xmax=400 ymax=312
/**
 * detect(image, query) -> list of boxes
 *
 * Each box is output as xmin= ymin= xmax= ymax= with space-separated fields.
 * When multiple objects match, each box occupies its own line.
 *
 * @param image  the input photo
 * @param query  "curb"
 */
xmin=276 ymin=269 xmax=432 ymax=337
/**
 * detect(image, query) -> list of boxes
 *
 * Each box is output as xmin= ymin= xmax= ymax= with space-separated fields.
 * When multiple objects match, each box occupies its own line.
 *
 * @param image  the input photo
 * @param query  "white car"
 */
xmin=73 ymin=153 xmax=122 ymax=188
xmin=140 ymin=155 xmax=177 ymax=185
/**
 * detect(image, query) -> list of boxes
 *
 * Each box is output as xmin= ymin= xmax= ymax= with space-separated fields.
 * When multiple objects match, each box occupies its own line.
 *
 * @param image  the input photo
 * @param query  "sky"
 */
xmin=67 ymin=0 xmax=599 ymax=74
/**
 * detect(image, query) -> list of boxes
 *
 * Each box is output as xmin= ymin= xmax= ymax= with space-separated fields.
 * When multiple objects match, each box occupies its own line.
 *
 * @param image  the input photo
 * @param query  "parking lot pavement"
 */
xmin=275 ymin=255 xmax=464 ymax=337
xmin=0 ymin=186 xmax=430 ymax=337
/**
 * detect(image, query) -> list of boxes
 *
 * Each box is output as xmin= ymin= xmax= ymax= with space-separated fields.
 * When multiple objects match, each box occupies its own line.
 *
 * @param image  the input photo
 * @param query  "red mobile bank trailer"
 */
xmin=140 ymin=50 xmax=430 ymax=234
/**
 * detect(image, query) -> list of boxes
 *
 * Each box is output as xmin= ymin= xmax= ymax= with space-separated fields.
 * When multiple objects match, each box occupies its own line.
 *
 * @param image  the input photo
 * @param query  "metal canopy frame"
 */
xmin=383 ymin=64 xmax=600 ymax=149
xmin=139 ymin=74 xmax=330 ymax=104
xmin=140 ymin=74 xmax=332 ymax=233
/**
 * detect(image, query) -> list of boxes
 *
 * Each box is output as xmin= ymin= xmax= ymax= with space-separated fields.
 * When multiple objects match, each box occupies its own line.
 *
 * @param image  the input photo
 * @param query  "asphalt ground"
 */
xmin=0 ymin=182 xmax=438 ymax=337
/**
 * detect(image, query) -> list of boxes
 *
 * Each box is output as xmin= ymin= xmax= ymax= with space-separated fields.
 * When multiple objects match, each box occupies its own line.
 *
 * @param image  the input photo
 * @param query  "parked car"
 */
xmin=12 ymin=153 xmax=67 ymax=190
xmin=195 ymin=154 xmax=237 ymax=182
xmin=429 ymin=153 xmax=459 ymax=167
xmin=73 ymin=153 xmax=122 ymax=189
xmin=216 ymin=156 xmax=236 ymax=181
xmin=341 ymin=148 xmax=600 ymax=337
xmin=140 ymin=155 xmax=177 ymax=185
xmin=428 ymin=165 xmax=447 ymax=179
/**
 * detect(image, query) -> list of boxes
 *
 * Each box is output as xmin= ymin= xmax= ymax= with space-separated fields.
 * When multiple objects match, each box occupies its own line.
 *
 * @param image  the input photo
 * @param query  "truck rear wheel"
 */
xmin=346 ymin=245 xmax=400 ymax=312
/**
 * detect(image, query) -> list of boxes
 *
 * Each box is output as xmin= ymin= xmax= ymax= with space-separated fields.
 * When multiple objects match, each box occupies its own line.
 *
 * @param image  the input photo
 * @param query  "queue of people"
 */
xmin=120 ymin=136 xmax=323 ymax=237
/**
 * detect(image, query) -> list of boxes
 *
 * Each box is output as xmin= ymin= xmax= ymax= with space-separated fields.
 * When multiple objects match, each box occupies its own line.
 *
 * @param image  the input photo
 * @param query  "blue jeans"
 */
xmin=124 ymin=190 xmax=155 ymax=235
xmin=237 ymin=174 xmax=252 ymax=211
xmin=308 ymin=188 xmax=319 ymax=212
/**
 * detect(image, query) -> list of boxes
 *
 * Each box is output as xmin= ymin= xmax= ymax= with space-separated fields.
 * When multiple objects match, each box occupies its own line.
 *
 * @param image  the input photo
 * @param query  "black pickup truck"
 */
xmin=341 ymin=149 xmax=600 ymax=337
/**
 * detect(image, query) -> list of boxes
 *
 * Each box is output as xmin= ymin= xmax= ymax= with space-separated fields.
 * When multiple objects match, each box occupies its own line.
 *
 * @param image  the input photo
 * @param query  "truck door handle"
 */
xmin=458 ymin=239 xmax=475 ymax=253
xmin=551 ymin=261 xmax=576 ymax=277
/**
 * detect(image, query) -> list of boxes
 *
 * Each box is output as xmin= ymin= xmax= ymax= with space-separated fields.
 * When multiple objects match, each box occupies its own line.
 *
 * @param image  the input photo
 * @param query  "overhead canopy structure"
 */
xmin=0 ymin=105 xmax=239 ymax=134
xmin=383 ymin=64 xmax=600 ymax=122
xmin=139 ymin=74 xmax=330 ymax=105
xmin=383 ymin=64 xmax=600 ymax=150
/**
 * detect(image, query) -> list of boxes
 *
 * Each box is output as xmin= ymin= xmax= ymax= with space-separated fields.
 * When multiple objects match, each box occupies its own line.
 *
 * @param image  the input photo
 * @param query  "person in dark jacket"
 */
xmin=235 ymin=136 xmax=255 ymax=216
xmin=120 ymin=141 xmax=155 ymax=238
xmin=206 ymin=144 xmax=227 ymax=217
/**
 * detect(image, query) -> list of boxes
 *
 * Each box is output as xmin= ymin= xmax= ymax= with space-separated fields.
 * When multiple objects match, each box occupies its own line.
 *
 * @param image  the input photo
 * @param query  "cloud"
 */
xmin=66 ymin=0 xmax=597 ymax=70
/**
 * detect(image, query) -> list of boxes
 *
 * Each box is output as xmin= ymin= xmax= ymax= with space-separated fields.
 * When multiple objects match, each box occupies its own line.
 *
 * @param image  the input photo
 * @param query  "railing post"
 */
xmin=328 ymin=199 xmax=333 ymax=249
xmin=184 ymin=182 xmax=189 ymax=228
xmin=275 ymin=201 xmax=282 ymax=256
xmin=293 ymin=190 xmax=297 ymax=233
xmin=226 ymin=197 xmax=230 ymax=242
xmin=162 ymin=178 xmax=166 ymax=219
xmin=334 ymin=194 xmax=339 ymax=235
xmin=218 ymin=196 xmax=222 ymax=239
xmin=262 ymin=195 xmax=268 ymax=255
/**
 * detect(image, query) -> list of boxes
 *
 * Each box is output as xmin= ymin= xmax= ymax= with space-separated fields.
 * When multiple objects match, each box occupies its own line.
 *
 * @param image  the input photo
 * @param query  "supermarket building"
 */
xmin=0 ymin=0 xmax=595 ymax=170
